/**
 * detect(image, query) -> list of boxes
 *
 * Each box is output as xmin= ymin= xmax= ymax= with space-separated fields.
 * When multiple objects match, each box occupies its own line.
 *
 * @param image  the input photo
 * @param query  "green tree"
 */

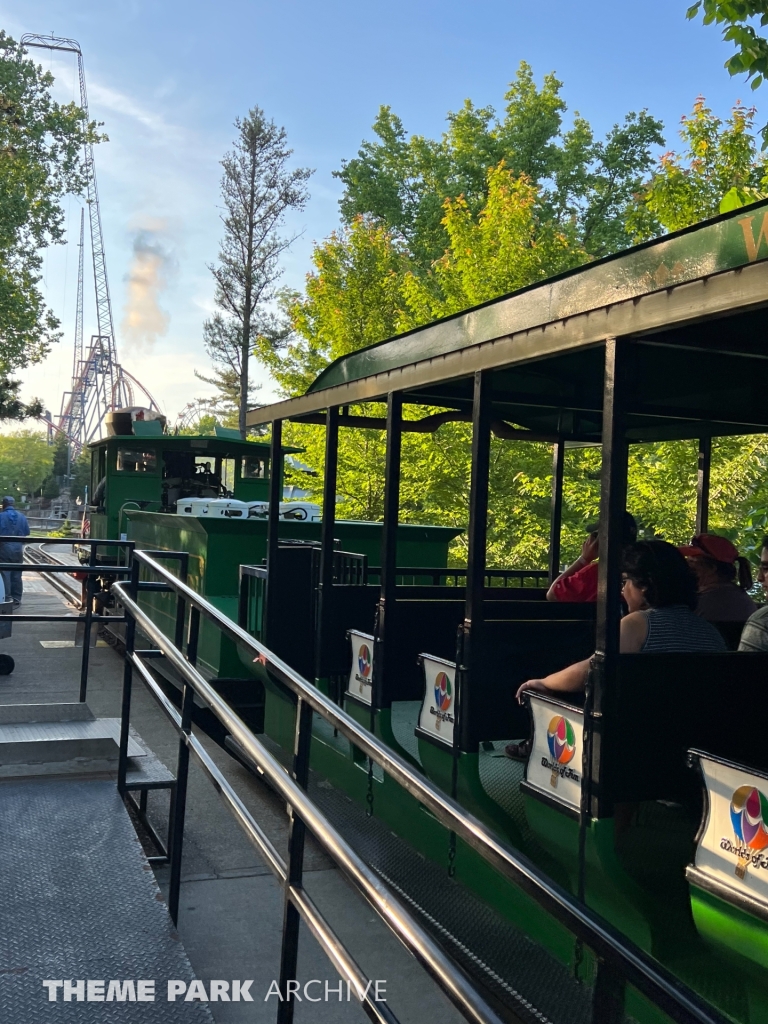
xmin=0 ymin=33 xmax=104 ymax=419
xmin=629 ymin=97 xmax=768 ymax=236
xmin=336 ymin=62 xmax=663 ymax=266
xmin=70 ymin=451 xmax=90 ymax=501
xmin=258 ymin=71 xmax=768 ymax=572
xmin=0 ymin=431 xmax=53 ymax=499
xmin=51 ymin=431 xmax=70 ymax=479
xmin=403 ymin=165 xmax=586 ymax=321
xmin=255 ymin=218 xmax=414 ymax=397
xmin=209 ymin=108 xmax=311 ymax=437
xmin=195 ymin=313 xmax=261 ymax=427
xmin=688 ymin=3 xmax=768 ymax=100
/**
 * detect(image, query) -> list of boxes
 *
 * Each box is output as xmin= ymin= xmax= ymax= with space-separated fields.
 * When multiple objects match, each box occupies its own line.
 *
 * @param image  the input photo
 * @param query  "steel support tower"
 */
xmin=21 ymin=33 xmax=159 ymax=453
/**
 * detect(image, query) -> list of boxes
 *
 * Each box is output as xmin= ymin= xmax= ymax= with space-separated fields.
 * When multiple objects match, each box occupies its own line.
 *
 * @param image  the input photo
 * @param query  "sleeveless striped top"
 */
xmin=640 ymin=605 xmax=727 ymax=653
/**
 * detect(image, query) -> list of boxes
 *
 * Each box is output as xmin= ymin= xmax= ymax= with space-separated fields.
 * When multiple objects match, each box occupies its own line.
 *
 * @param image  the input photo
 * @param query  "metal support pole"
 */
xmin=587 ymin=337 xmax=632 ymax=818
xmin=695 ymin=436 xmax=712 ymax=536
xmin=458 ymin=371 xmax=492 ymax=754
xmin=117 ymin=556 xmax=140 ymax=796
xmin=276 ymin=697 xmax=313 ymax=1024
xmin=173 ymin=552 xmax=189 ymax=651
xmin=78 ymin=573 xmax=94 ymax=702
xmin=167 ymin=606 xmax=199 ymax=926
xmin=265 ymin=419 xmax=283 ymax=647
xmin=372 ymin=392 xmax=403 ymax=711
xmin=315 ymin=406 xmax=339 ymax=684
xmin=548 ymin=438 xmax=565 ymax=584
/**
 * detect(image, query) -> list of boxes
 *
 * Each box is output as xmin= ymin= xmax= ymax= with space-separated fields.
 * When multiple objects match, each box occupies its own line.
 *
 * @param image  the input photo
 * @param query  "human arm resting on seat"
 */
xmin=515 ymin=611 xmax=648 ymax=703
xmin=546 ymin=533 xmax=599 ymax=601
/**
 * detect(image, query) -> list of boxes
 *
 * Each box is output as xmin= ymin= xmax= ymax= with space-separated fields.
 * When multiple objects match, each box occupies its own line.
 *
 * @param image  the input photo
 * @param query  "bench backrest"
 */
xmin=602 ymin=652 xmax=768 ymax=805
xmin=459 ymin=618 xmax=596 ymax=747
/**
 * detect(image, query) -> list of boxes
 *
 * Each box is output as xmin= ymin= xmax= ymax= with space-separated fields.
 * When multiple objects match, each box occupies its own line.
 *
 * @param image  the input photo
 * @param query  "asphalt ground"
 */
xmin=0 ymin=572 xmax=466 ymax=1024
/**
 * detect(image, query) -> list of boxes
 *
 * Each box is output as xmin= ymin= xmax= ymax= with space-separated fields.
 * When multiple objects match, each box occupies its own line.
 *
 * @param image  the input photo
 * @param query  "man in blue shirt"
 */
xmin=0 ymin=497 xmax=29 ymax=606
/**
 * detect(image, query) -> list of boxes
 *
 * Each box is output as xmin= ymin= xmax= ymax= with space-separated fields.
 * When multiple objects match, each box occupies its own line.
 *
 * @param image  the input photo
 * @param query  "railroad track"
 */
xmin=24 ymin=542 xmax=83 ymax=609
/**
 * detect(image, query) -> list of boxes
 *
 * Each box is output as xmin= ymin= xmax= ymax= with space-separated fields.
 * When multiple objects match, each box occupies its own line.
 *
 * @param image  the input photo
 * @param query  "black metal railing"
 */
xmin=0 ymin=537 xmax=134 ymax=701
xmin=367 ymin=567 xmax=549 ymax=587
xmin=114 ymin=550 xmax=728 ymax=1024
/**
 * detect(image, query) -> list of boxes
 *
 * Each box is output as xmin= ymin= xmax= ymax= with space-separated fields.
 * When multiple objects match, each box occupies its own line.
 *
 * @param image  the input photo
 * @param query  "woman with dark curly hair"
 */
xmin=515 ymin=540 xmax=727 ymax=704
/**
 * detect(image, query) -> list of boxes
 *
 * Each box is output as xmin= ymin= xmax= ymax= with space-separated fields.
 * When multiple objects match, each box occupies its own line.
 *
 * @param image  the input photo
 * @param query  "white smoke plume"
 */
xmin=121 ymin=224 xmax=173 ymax=352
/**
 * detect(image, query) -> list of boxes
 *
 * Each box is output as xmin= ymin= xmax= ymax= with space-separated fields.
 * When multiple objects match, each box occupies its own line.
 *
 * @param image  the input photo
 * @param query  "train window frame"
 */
xmin=115 ymin=448 xmax=158 ymax=474
xmin=241 ymin=455 xmax=269 ymax=480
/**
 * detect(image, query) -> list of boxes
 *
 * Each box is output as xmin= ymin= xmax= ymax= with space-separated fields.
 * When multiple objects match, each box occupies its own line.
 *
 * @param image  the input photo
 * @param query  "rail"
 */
xmin=367 ymin=566 xmax=549 ymax=587
xmin=25 ymin=542 xmax=82 ymax=606
xmin=0 ymin=537 xmax=134 ymax=700
xmin=114 ymin=549 xmax=729 ymax=1024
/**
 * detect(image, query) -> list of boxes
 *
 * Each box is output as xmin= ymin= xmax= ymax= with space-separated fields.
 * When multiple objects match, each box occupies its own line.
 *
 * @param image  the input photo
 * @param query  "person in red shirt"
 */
xmin=547 ymin=511 xmax=638 ymax=603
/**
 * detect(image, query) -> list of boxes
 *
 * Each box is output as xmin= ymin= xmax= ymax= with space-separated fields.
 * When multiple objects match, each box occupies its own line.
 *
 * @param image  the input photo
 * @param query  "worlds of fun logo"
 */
xmin=434 ymin=672 xmax=452 ymax=712
xmin=358 ymin=645 xmax=372 ymax=680
xmin=729 ymin=785 xmax=768 ymax=878
xmin=546 ymin=716 xmax=576 ymax=766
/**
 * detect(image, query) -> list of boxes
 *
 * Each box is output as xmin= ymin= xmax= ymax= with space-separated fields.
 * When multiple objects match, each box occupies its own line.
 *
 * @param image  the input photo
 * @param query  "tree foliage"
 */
xmin=688 ymin=3 xmax=768 ymax=101
xmin=629 ymin=97 xmax=768 ymax=236
xmin=402 ymin=164 xmax=586 ymax=321
xmin=255 ymin=67 xmax=768 ymax=570
xmin=209 ymin=108 xmax=311 ymax=437
xmin=0 ymin=33 xmax=104 ymax=419
xmin=195 ymin=313 xmax=262 ymax=428
xmin=335 ymin=62 xmax=663 ymax=266
xmin=0 ymin=431 xmax=53 ymax=499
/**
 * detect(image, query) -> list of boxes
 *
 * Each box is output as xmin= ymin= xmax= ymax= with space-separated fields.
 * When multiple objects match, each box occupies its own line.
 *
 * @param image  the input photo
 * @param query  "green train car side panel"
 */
xmin=690 ymin=883 xmax=768 ymax=971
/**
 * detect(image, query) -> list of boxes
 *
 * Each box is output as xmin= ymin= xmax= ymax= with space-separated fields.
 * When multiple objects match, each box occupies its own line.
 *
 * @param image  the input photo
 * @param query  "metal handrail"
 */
xmin=115 ymin=550 xmax=730 ymax=1024
xmin=115 ymin=575 xmax=501 ymax=1024
xmin=0 ymin=539 xmax=134 ymax=700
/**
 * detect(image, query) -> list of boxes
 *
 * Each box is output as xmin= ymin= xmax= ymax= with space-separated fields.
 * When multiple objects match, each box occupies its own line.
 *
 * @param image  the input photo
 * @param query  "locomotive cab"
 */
xmin=85 ymin=432 xmax=283 ymax=543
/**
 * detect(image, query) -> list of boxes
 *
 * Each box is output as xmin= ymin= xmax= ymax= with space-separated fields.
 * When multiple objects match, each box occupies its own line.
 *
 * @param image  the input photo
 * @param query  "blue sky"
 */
xmin=1 ymin=0 xmax=752 ymax=424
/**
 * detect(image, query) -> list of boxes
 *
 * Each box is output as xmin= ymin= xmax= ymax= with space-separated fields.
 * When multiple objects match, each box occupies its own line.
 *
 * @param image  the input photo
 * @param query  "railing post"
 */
xmin=173 ymin=552 xmax=189 ymax=650
xmin=78 ymin=572 xmax=94 ymax=703
xmin=167 ymin=606 xmax=199 ymax=926
xmin=117 ymin=555 xmax=140 ymax=796
xmin=276 ymin=697 xmax=313 ymax=1024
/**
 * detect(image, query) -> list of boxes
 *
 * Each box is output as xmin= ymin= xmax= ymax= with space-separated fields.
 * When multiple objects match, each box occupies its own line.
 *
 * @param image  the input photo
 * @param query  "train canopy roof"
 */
xmin=246 ymin=199 xmax=768 ymax=443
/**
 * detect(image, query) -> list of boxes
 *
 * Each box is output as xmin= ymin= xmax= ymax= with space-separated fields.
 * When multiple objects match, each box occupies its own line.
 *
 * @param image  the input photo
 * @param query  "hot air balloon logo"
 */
xmin=547 ymin=716 xmax=575 ymax=765
xmin=358 ymin=644 xmax=372 ymax=680
xmin=434 ymin=671 xmax=452 ymax=712
xmin=730 ymin=785 xmax=768 ymax=879
xmin=546 ymin=715 xmax=576 ymax=789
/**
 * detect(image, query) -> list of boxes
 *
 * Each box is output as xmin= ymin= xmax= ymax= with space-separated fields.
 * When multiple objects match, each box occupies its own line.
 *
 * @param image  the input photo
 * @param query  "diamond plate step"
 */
xmin=0 ymin=704 xmax=143 ymax=770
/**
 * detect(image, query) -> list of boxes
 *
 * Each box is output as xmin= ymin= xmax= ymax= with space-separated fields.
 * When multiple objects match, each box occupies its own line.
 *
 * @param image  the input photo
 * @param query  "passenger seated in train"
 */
xmin=678 ymin=533 xmax=756 ymax=623
xmin=518 ymin=541 xmax=727 ymax=704
xmin=546 ymin=511 xmax=637 ymax=603
xmin=739 ymin=535 xmax=768 ymax=652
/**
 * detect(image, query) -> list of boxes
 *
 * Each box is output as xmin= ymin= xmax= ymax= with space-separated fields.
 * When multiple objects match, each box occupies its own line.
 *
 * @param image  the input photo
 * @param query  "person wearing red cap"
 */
xmin=739 ymin=536 xmax=768 ymax=652
xmin=678 ymin=534 xmax=757 ymax=624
